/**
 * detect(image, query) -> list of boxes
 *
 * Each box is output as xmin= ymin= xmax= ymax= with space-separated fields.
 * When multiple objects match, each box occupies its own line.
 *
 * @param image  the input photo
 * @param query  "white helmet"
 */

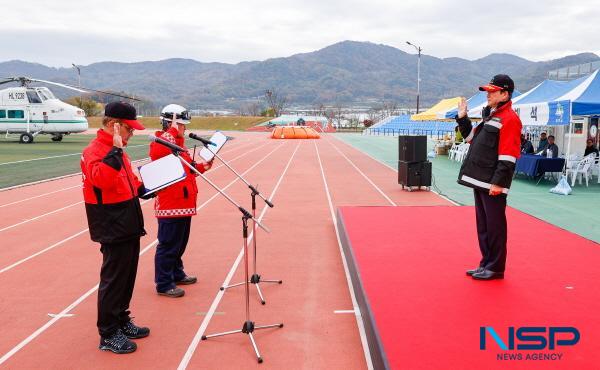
xmin=160 ymin=104 xmax=191 ymax=129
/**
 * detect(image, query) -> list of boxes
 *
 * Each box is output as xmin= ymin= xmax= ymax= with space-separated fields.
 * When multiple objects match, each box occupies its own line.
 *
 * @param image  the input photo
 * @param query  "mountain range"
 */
xmin=1 ymin=41 xmax=598 ymax=109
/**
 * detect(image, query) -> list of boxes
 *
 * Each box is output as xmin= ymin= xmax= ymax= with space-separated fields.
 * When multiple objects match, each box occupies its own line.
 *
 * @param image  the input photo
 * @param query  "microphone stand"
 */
xmin=194 ymin=137 xmax=283 ymax=305
xmin=168 ymin=148 xmax=282 ymax=363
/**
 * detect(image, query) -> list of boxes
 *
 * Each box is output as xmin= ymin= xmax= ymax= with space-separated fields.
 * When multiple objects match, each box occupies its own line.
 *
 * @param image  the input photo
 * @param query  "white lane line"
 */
xmin=330 ymin=134 xmax=460 ymax=206
xmin=0 ymin=236 xmax=159 ymax=367
xmin=0 ymin=142 xmax=286 ymax=366
xmin=325 ymin=138 xmax=396 ymax=206
xmin=314 ymin=141 xmax=374 ymax=370
xmin=194 ymin=142 xmax=284 ymax=210
xmin=47 ymin=314 xmax=74 ymax=318
xmin=177 ymin=142 xmax=300 ymax=370
xmin=0 ymin=202 xmax=83 ymax=233
xmin=0 ymin=145 xmax=148 ymax=166
xmin=0 ymin=157 xmax=149 ymax=193
xmin=0 ymin=137 xmax=255 ymax=193
xmin=334 ymin=310 xmax=356 ymax=314
xmin=0 ymin=282 xmax=98 ymax=366
xmin=0 ymin=141 xmax=273 ymax=272
xmin=0 ymin=185 xmax=81 ymax=208
xmin=0 ymin=141 xmax=269 ymax=232
xmin=0 ymin=229 xmax=88 ymax=274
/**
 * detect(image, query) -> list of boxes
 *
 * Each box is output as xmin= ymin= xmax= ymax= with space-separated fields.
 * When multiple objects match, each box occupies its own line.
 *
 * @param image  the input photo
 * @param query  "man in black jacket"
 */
xmin=455 ymin=74 xmax=522 ymax=281
xmin=81 ymin=102 xmax=152 ymax=354
xmin=541 ymin=135 xmax=559 ymax=158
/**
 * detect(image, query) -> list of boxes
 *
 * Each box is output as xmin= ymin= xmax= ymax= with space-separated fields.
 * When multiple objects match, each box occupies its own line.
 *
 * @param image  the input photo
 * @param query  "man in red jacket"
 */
xmin=455 ymin=75 xmax=522 ymax=280
xmin=150 ymin=104 xmax=213 ymax=297
xmin=81 ymin=102 xmax=152 ymax=354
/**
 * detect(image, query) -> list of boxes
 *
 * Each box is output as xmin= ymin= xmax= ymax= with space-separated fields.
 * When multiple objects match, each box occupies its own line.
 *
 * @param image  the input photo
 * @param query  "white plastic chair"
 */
xmin=448 ymin=143 xmax=460 ymax=160
xmin=566 ymin=154 xmax=595 ymax=186
xmin=456 ymin=143 xmax=470 ymax=162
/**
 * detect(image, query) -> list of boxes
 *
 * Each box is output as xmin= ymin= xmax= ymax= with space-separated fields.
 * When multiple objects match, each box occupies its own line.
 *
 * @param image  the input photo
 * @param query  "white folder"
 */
xmin=138 ymin=154 xmax=186 ymax=195
xmin=198 ymin=131 xmax=228 ymax=162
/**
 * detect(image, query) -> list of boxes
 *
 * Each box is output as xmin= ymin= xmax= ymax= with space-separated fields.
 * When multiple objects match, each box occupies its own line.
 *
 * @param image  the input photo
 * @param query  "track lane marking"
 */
xmin=0 ymin=140 xmax=287 ymax=366
xmin=177 ymin=142 xmax=300 ymax=370
xmin=314 ymin=141 xmax=374 ymax=370
xmin=329 ymin=134 xmax=460 ymax=206
xmin=0 ymin=141 xmax=273 ymax=273
xmin=323 ymin=137 xmax=396 ymax=206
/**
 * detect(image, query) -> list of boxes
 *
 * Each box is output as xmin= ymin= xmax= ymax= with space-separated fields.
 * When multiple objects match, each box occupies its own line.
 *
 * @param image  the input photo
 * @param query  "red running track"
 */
xmin=0 ymin=132 xmax=450 ymax=369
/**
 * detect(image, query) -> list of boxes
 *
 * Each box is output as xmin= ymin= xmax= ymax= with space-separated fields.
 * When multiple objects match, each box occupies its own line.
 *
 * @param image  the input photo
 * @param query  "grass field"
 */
xmin=87 ymin=116 xmax=269 ymax=131
xmin=0 ymin=135 xmax=151 ymax=189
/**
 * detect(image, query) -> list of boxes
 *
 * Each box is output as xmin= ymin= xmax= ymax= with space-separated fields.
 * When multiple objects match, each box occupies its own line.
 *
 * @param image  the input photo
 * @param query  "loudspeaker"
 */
xmin=398 ymin=161 xmax=432 ymax=188
xmin=398 ymin=135 xmax=427 ymax=162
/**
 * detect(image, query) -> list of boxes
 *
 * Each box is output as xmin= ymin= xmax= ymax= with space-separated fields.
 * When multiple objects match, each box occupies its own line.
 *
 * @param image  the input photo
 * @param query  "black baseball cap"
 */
xmin=104 ymin=101 xmax=145 ymax=130
xmin=479 ymin=74 xmax=515 ymax=93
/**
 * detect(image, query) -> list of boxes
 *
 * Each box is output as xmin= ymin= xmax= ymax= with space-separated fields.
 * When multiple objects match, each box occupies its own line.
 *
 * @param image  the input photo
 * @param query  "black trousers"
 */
xmin=473 ymin=188 xmax=507 ymax=272
xmin=97 ymin=238 xmax=140 ymax=337
xmin=155 ymin=217 xmax=192 ymax=292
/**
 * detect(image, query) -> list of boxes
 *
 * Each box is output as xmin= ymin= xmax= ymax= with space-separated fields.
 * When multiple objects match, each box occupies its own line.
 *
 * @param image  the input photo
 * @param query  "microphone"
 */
xmin=148 ymin=135 xmax=186 ymax=153
xmin=189 ymin=133 xmax=217 ymax=147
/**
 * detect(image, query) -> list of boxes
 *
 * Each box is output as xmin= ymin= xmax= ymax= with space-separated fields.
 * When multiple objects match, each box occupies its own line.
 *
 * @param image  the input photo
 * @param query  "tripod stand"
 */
xmin=220 ymin=185 xmax=282 ymax=304
xmin=202 ymin=214 xmax=283 ymax=363
xmin=170 ymin=150 xmax=282 ymax=363
xmin=189 ymin=135 xmax=283 ymax=305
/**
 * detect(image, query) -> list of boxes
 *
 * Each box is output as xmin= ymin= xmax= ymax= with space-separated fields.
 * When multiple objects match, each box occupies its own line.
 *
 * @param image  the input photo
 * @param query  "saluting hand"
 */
xmin=457 ymin=97 xmax=468 ymax=119
xmin=113 ymin=122 xmax=124 ymax=148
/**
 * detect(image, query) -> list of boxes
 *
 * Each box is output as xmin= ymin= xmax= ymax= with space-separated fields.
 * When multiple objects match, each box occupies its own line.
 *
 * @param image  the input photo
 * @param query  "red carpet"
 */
xmin=337 ymin=206 xmax=600 ymax=369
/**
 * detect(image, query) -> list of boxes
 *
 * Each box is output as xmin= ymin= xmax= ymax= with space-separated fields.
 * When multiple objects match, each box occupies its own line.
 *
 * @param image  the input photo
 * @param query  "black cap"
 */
xmin=104 ymin=102 xmax=144 ymax=130
xmin=479 ymin=74 xmax=515 ymax=93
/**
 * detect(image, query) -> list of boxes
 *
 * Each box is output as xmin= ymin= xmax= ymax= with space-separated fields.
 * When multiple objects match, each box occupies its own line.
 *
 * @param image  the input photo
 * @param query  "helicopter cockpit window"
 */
xmin=37 ymin=88 xmax=55 ymax=100
xmin=26 ymin=90 xmax=43 ymax=104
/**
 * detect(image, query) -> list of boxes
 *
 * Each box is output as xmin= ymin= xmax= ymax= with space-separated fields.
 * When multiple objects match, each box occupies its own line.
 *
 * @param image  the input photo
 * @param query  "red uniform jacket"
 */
xmin=149 ymin=127 xmax=208 ymax=218
xmin=81 ymin=129 xmax=146 ymax=243
xmin=456 ymin=100 xmax=522 ymax=193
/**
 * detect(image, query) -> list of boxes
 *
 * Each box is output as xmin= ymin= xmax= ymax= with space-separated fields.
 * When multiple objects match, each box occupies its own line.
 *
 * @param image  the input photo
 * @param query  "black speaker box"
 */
xmin=398 ymin=135 xmax=427 ymax=162
xmin=398 ymin=161 xmax=432 ymax=188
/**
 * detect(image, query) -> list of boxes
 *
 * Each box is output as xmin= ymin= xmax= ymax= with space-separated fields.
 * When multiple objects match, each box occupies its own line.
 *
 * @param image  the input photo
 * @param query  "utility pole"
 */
xmin=406 ymin=41 xmax=422 ymax=113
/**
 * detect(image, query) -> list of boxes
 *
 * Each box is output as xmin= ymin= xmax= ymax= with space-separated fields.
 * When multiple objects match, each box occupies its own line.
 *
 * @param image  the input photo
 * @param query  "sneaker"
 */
xmin=175 ymin=275 xmax=197 ymax=285
xmin=157 ymin=287 xmax=185 ymax=298
xmin=99 ymin=329 xmax=137 ymax=354
xmin=122 ymin=320 xmax=150 ymax=339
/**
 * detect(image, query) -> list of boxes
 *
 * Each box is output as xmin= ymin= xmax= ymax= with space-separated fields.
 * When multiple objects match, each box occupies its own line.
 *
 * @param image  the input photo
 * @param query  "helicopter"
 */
xmin=0 ymin=77 xmax=139 ymax=143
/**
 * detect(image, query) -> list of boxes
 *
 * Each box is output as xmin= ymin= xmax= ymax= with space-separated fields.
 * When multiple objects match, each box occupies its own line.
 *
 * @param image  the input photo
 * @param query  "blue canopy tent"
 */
xmin=510 ymin=69 xmax=600 ymax=158
xmin=511 ymin=75 xmax=589 ymax=126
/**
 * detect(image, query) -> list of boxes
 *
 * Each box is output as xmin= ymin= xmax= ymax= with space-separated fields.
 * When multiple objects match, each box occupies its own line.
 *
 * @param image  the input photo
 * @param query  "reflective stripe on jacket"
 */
xmin=149 ymin=127 xmax=207 ymax=218
xmin=456 ymin=100 xmax=522 ymax=193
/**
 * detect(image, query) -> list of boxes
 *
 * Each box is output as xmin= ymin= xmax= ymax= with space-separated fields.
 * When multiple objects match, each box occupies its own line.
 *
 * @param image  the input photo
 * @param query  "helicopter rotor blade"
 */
xmin=0 ymin=77 xmax=19 ymax=86
xmin=28 ymin=78 xmax=88 ymax=93
xmin=29 ymin=79 xmax=141 ymax=101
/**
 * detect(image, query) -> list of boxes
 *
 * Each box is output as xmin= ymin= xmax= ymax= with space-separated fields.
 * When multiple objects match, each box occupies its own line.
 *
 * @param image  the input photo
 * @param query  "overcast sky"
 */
xmin=3 ymin=0 xmax=599 ymax=67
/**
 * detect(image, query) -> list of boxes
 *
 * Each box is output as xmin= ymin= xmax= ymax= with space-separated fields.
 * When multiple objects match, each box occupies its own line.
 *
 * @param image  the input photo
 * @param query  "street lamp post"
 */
xmin=406 ymin=41 xmax=422 ymax=113
xmin=71 ymin=63 xmax=81 ymax=108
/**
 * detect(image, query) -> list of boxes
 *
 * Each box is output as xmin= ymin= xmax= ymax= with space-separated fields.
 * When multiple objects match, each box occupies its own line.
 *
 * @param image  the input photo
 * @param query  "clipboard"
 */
xmin=138 ymin=154 xmax=186 ymax=195
xmin=198 ymin=131 xmax=228 ymax=162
